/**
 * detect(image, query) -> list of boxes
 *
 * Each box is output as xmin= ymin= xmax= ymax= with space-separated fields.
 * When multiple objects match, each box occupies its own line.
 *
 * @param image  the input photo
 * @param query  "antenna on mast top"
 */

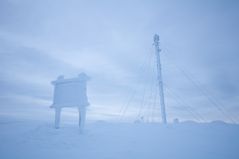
xmin=154 ymin=34 xmax=159 ymax=43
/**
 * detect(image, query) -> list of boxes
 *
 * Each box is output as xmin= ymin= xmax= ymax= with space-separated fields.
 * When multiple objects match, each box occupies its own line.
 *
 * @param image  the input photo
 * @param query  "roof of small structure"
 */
xmin=51 ymin=73 xmax=90 ymax=85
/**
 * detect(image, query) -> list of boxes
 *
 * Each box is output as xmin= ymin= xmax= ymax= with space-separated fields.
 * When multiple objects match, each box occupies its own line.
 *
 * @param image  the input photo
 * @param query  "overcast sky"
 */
xmin=0 ymin=0 xmax=239 ymax=123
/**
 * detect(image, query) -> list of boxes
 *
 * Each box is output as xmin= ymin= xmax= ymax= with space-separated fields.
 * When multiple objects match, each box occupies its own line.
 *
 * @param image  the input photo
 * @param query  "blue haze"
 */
xmin=0 ymin=0 xmax=239 ymax=123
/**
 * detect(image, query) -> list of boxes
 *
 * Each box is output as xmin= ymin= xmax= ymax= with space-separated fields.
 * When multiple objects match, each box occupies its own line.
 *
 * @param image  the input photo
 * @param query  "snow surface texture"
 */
xmin=0 ymin=116 xmax=239 ymax=159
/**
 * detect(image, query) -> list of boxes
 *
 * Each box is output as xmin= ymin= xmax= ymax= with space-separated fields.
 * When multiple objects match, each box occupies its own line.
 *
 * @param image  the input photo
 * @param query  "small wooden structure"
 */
xmin=50 ymin=73 xmax=90 ymax=130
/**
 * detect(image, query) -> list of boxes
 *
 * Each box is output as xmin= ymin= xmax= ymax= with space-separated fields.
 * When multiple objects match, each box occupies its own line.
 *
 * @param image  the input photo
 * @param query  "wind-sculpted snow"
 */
xmin=0 ymin=116 xmax=238 ymax=159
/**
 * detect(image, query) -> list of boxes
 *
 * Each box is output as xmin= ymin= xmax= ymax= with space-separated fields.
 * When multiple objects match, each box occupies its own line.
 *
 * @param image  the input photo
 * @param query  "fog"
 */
xmin=0 ymin=0 xmax=239 ymax=123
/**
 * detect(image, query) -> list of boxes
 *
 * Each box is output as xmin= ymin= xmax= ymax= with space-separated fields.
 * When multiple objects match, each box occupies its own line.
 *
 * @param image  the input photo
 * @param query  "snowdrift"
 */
xmin=0 ymin=116 xmax=238 ymax=159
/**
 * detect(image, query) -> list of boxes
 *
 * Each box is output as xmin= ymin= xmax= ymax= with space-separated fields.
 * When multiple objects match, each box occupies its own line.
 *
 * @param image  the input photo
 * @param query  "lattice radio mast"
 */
xmin=153 ymin=34 xmax=167 ymax=124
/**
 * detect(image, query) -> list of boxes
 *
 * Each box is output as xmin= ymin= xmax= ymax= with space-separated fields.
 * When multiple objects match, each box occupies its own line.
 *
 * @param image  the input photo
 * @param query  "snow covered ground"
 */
xmin=0 ymin=115 xmax=239 ymax=159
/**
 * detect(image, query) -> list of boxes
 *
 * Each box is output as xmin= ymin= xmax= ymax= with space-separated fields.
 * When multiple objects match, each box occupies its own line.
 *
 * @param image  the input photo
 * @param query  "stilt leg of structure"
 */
xmin=55 ymin=108 xmax=61 ymax=129
xmin=79 ymin=107 xmax=86 ymax=132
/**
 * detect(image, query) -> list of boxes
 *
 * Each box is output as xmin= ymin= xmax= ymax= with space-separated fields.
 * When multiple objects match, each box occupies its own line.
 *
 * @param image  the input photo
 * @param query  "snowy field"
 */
xmin=0 ymin=115 xmax=239 ymax=159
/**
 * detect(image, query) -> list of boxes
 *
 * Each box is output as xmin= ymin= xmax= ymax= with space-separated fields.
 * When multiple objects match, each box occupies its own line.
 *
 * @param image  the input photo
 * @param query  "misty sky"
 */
xmin=0 ymin=0 xmax=239 ymax=123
